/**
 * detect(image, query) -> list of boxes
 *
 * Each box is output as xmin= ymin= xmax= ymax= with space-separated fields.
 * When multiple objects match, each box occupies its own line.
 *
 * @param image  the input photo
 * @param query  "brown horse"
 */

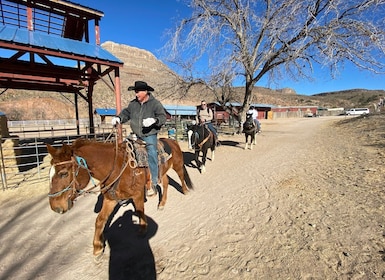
xmin=47 ymin=137 xmax=193 ymax=260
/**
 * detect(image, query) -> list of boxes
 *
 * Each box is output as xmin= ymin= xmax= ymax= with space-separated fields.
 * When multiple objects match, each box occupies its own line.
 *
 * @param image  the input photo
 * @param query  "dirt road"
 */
xmin=1 ymin=115 xmax=384 ymax=279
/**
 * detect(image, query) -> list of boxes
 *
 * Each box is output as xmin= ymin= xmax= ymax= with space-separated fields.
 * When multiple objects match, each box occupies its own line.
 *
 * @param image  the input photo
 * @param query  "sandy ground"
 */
xmin=1 ymin=114 xmax=385 ymax=280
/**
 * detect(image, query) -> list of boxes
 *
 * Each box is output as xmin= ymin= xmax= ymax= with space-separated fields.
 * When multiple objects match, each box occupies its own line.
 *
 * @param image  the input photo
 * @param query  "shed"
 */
xmin=163 ymin=105 xmax=196 ymax=120
xmin=94 ymin=108 xmax=117 ymax=124
xmin=271 ymin=106 xmax=319 ymax=118
xmin=209 ymin=102 xmax=273 ymax=124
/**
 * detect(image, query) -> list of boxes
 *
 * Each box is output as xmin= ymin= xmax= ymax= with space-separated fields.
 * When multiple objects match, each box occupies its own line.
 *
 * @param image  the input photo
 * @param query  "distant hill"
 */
xmin=0 ymin=41 xmax=384 ymax=120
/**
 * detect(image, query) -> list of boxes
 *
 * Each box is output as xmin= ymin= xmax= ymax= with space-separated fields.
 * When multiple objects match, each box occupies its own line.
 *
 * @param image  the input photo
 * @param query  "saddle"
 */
xmin=127 ymin=138 xmax=171 ymax=167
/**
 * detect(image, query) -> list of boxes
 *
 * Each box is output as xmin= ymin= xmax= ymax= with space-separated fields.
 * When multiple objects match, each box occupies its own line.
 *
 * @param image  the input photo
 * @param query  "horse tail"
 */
xmin=183 ymin=164 xmax=194 ymax=190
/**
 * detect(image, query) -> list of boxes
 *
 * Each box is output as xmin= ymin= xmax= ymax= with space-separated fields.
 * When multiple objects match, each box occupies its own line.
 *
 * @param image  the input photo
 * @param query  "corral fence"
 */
xmin=1 ymin=118 xmax=239 ymax=191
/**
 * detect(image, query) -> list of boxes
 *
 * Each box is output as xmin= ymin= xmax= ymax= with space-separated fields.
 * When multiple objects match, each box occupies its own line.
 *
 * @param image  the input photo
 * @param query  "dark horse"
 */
xmin=187 ymin=123 xmax=216 ymax=173
xmin=47 ymin=137 xmax=193 ymax=260
xmin=243 ymin=112 xmax=258 ymax=150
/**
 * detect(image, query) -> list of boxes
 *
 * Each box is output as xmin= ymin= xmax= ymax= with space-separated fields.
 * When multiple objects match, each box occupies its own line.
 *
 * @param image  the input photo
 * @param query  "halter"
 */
xmin=48 ymin=157 xmax=81 ymax=198
xmin=48 ymin=140 xmax=139 ymax=200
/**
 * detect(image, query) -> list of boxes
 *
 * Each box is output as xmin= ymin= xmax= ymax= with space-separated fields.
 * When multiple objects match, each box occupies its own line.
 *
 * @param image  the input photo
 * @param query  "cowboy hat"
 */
xmin=127 ymin=81 xmax=154 ymax=91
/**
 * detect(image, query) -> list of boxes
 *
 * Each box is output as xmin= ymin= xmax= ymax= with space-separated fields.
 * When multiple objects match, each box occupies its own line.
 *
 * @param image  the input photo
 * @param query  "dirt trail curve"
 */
xmin=1 ymin=116 xmax=385 ymax=280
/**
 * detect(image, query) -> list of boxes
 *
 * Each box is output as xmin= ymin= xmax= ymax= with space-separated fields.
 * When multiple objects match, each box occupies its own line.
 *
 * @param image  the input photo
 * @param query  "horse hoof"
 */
xmin=158 ymin=205 xmax=165 ymax=211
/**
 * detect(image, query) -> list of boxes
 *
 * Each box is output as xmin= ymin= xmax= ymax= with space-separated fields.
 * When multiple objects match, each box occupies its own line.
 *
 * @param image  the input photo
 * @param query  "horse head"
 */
xmin=46 ymin=143 xmax=91 ymax=214
xmin=187 ymin=123 xmax=211 ymax=149
xmin=243 ymin=113 xmax=255 ymax=131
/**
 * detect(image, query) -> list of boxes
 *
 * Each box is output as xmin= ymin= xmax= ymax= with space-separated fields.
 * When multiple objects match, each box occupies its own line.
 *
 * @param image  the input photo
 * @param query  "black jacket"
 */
xmin=118 ymin=94 xmax=166 ymax=137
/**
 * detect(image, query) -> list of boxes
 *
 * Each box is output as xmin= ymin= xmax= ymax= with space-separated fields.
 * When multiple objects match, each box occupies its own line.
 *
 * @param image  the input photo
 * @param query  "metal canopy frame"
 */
xmin=0 ymin=0 xmax=123 ymax=135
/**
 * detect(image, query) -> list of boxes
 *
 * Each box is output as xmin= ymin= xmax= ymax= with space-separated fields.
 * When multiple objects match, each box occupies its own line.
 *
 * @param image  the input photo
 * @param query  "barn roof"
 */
xmin=163 ymin=105 xmax=197 ymax=116
xmin=94 ymin=108 xmax=117 ymax=116
xmin=0 ymin=25 xmax=122 ymax=64
xmin=212 ymin=102 xmax=275 ymax=108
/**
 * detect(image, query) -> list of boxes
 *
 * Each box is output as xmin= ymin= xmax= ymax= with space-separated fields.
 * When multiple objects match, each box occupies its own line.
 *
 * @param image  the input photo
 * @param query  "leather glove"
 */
xmin=111 ymin=116 xmax=121 ymax=126
xmin=143 ymin=118 xmax=156 ymax=127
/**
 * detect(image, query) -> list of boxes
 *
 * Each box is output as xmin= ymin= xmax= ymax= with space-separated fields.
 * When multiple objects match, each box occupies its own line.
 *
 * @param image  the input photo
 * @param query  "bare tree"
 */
xmin=165 ymin=0 xmax=385 ymax=115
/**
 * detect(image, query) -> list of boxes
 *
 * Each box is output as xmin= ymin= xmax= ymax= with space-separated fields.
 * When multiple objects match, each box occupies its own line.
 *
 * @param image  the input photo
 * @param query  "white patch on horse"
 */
xmin=49 ymin=165 xmax=55 ymax=188
xmin=187 ymin=130 xmax=193 ymax=150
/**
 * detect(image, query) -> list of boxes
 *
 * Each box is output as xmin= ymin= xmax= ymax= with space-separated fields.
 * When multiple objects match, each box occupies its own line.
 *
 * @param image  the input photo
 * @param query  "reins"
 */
xmin=48 ymin=128 xmax=139 ymax=199
xmin=196 ymin=125 xmax=211 ymax=149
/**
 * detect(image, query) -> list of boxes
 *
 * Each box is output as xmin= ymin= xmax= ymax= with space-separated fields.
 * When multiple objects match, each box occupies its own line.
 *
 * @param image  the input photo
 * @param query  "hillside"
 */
xmin=0 ymin=41 xmax=384 ymax=120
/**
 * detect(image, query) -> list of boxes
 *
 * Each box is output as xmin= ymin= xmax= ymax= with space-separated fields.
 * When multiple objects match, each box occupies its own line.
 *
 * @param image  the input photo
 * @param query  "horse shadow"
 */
xmin=183 ymin=151 xmax=196 ymax=168
xmin=218 ymin=140 xmax=240 ymax=147
xmin=164 ymin=176 xmax=186 ymax=194
xmin=183 ymin=150 xmax=215 ymax=170
xmin=102 ymin=202 xmax=158 ymax=280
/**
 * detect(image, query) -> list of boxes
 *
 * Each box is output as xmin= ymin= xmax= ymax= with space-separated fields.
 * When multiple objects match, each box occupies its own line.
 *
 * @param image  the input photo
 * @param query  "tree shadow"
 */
xmin=103 ymin=204 xmax=158 ymax=280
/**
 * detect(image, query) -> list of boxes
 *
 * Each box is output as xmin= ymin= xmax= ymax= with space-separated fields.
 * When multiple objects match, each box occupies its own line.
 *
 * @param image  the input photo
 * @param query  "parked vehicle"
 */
xmin=345 ymin=108 xmax=369 ymax=115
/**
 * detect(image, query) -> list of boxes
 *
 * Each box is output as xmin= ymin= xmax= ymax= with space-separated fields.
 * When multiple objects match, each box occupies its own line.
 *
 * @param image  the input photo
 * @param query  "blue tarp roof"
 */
xmin=0 ymin=25 xmax=123 ymax=64
xmin=95 ymin=106 xmax=197 ymax=117
xmin=163 ymin=105 xmax=197 ymax=116
xmin=95 ymin=108 xmax=116 ymax=116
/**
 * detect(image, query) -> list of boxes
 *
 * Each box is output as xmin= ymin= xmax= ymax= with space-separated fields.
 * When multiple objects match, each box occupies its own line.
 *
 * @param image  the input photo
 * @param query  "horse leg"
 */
xmin=187 ymin=130 xmax=193 ymax=150
xmin=93 ymin=198 xmax=117 ymax=261
xmin=201 ymin=149 xmax=208 ymax=173
xmin=171 ymin=164 xmax=189 ymax=195
xmin=244 ymin=134 xmax=248 ymax=150
xmin=132 ymin=193 xmax=147 ymax=235
xmin=195 ymin=150 xmax=201 ymax=170
xmin=210 ymin=137 xmax=215 ymax=162
xmin=158 ymin=174 xmax=169 ymax=210
xmin=250 ymin=134 xmax=254 ymax=150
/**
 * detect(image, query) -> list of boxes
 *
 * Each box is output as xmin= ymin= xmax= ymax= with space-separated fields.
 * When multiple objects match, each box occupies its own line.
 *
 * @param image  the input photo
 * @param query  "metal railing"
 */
xmin=1 ymin=118 xmax=238 ymax=191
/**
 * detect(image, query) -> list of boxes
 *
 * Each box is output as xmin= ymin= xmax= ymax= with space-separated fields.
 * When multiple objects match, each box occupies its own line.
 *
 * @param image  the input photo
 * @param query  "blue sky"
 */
xmin=76 ymin=0 xmax=384 ymax=96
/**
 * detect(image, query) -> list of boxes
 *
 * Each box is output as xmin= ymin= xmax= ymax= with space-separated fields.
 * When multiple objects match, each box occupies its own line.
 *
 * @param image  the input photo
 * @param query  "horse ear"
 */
xmin=46 ymin=144 xmax=56 ymax=156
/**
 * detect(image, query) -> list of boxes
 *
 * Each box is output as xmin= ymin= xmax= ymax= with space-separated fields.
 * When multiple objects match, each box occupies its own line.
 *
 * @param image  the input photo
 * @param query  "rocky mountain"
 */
xmin=0 ymin=41 xmax=384 ymax=120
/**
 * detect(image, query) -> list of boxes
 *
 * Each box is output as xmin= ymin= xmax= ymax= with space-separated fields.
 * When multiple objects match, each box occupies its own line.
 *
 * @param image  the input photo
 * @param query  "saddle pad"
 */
xmin=128 ymin=139 xmax=172 ymax=166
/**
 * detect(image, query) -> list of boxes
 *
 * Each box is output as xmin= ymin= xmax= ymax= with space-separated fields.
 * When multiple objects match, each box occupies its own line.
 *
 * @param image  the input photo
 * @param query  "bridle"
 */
xmin=48 ymin=156 xmax=97 ymax=199
xmin=48 ymin=139 xmax=139 ymax=200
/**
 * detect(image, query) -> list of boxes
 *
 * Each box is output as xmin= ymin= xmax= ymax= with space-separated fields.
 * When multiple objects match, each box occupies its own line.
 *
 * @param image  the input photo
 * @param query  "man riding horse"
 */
xmin=196 ymin=100 xmax=220 ymax=146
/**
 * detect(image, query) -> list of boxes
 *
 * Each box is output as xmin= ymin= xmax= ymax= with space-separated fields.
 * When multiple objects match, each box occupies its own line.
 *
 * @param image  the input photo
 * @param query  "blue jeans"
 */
xmin=140 ymin=134 xmax=158 ymax=186
xmin=253 ymin=120 xmax=261 ymax=131
xmin=206 ymin=122 xmax=217 ymax=138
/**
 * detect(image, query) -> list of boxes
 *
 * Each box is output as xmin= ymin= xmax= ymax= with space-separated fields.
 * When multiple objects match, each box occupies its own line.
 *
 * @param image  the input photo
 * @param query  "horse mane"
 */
xmin=72 ymin=138 xmax=115 ymax=149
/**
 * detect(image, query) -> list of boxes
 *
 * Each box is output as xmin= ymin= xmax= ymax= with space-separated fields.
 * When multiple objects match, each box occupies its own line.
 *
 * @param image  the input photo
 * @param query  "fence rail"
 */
xmin=1 ymin=119 xmax=238 ymax=191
